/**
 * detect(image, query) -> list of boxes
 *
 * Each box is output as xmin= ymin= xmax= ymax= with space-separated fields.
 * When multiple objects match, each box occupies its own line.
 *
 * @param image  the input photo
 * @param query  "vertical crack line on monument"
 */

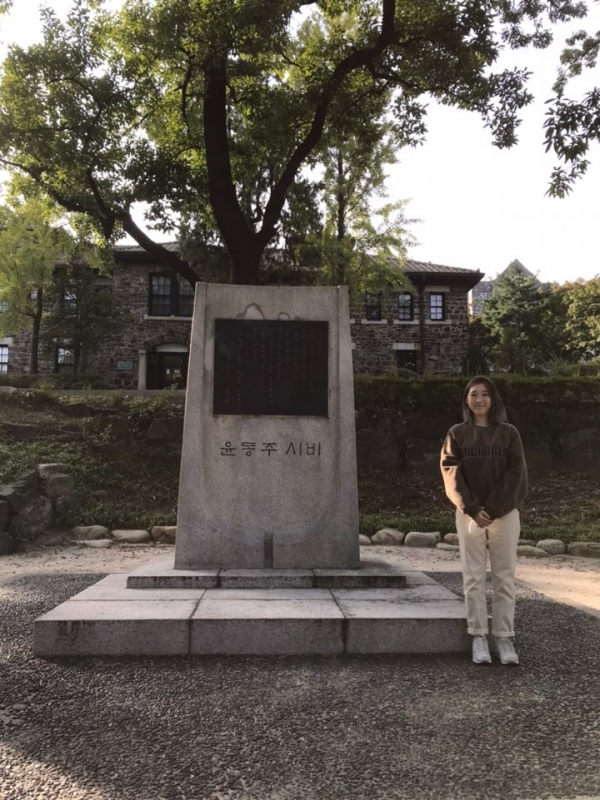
xmin=264 ymin=532 xmax=274 ymax=569
xmin=329 ymin=590 xmax=348 ymax=654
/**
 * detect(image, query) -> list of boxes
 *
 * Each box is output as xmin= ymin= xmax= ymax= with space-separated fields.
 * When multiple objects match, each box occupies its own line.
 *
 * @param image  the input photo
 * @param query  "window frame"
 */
xmin=397 ymin=292 xmax=414 ymax=321
xmin=148 ymin=272 xmax=194 ymax=318
xmin=429 ymin=292 xmax=446 ymax=321
xmin=365 ymin=293 xmax=382 ymax=322
xmin=55 ymin=346 xmax=75 ymax=373
xmin=0 ymin=344 xmax=8 ymax=374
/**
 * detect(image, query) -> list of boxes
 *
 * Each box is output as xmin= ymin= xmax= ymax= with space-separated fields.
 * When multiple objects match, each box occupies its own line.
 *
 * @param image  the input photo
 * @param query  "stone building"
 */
xmin=0 ymin=246 xmax=482 ymax=387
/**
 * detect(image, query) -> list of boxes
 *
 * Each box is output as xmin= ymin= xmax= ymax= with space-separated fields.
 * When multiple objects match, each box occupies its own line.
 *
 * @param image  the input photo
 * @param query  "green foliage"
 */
xmin=557 ymin=277 xmax=600 ymax=361
xmin=0 ymin=0 xmax=586 ymax=283
xmin=479 ymin=261 xmax=566 ymax=374
xmin=545 ymin=27 xmax=600 ymax=197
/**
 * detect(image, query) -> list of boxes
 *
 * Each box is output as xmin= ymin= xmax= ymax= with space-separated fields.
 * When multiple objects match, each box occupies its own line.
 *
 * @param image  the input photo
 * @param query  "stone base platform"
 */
xmin=33 ymin=557 xmax=470 ymax=658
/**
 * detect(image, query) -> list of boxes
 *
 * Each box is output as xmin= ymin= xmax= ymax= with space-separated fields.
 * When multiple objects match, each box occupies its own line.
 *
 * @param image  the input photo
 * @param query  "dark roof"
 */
xmin=113 ymin=244 xmax=484 ymax=288
xmin=402 ymin=259 xmax=483 ymax=290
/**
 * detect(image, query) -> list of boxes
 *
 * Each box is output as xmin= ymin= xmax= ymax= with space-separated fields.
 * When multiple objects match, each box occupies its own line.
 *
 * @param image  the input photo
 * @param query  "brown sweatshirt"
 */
xmin=440 ymin=421 xmax=528 ymax=520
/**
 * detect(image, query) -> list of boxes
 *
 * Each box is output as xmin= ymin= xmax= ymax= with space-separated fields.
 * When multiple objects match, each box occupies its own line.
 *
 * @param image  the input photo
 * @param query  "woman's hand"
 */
xmin=473 ymin=509 xmax=493 ymax=529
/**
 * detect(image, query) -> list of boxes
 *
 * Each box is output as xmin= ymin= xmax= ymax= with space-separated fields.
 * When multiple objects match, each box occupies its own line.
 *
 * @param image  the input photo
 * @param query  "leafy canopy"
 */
xmin=0 ymin=0 xmax=589 ymax=282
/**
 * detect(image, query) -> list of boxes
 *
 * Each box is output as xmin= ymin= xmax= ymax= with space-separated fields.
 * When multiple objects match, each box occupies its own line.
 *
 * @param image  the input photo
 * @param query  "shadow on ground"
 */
xmin=0 ymin=572 xmax=599 ymax=800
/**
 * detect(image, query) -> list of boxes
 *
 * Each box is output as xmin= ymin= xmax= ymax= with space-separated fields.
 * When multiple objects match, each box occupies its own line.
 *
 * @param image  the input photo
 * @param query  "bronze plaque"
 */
xmin=213 ymin=319 xmax=329 ymax=416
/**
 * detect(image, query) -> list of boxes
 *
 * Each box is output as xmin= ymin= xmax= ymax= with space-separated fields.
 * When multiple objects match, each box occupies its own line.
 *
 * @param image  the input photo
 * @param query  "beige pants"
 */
xmin=455 ymin=508 xmax=521 ymax=638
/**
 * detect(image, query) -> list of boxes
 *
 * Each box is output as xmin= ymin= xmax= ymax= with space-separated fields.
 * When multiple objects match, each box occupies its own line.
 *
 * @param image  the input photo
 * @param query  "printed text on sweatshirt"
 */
xmin=440 ymin=422 xmax=528 ymax=521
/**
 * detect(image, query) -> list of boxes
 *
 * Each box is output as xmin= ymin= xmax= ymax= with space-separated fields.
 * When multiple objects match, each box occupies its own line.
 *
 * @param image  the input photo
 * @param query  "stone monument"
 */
xmin=175 ymin=283 xmax=360 ymax=570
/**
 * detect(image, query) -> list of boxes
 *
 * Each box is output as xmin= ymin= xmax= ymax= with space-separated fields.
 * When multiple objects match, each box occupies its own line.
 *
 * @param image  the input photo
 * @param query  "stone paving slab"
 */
xmin=34 ymin=599 xmax=197 ymax=657
xmin=73 ymin=574 xmax=207 ymax=601
xmin=345 ymin=618 xmax=471 ymax=654
xmin=34 ymin=565 xmax=470 ymax=657
xmin=218 ymin=569 xmax=314 ymax=589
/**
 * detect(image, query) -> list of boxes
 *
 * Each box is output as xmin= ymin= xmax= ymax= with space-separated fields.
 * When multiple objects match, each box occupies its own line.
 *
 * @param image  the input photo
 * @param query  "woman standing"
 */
xmin=440 ymin=377 xmax=528 ymax=665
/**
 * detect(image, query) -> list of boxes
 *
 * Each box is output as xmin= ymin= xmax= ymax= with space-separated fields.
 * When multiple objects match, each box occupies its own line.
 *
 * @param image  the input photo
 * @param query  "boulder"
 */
xmin=9 ymin=496 xmax=53 ymax=541
xmin=150 ymin=525 xmax=177 ymax=544
xmin=444 ymin=533 xmax=459 ymax=545
xmin=44 ymin=473 xmax=75 ymax=502
xmin=518 ymin=539 xmax=535 ymax=546
xmin=436 ymin=542 xmax=460 ymax=551
xmin=37 ymin=463 xmax=72 ymax=479
xmin=536 ymin=539 xmax=566 ymax=555
xmin=371 ymin=528 xmax=405 ymax=545
xmin=1 ymin=422 xmax=41 ymax=440
xmin=55 ymin=489 xmax=85 ymax=516
xmin=404 ymin=531 xmax=441 ymax=548
xmin=145 ymin=418 xmax=184 ymax=443
xmin=568 ymin=542 xmax=600 ymax=559
xmin=111 ymin=529 xmax=152 ymax=544
xmin=72 ymin=525 xmax=110 ymax=540
xmin=0 ymin=471 xmax=40 ymax=512
xmin=517 ymin=545 xmax=549 ymax=558
xmin=0 ymin=531 xmax=11 ymax=554
xmin=358 ymin=534 xmax=372 ymax=546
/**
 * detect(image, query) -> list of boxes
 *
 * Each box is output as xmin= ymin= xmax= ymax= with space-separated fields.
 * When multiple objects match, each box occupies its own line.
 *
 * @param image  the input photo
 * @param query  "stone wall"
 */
xmin=3 ymin=263 xmax=473 ymax=384
xmin=355 ymin=406 xmax=600 ymax=475
xmin=350 ymin=288 xmax=470 ymax=375
xmin=0 ymin=463 xmax=81 ymax=554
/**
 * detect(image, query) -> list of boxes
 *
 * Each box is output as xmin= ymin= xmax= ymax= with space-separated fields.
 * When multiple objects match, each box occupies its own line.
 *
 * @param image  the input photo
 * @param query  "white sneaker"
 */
xmin=472 ymin=635 xmax=491 ymax=664
xmin=495 ymin=637 xmax=519 ymax=665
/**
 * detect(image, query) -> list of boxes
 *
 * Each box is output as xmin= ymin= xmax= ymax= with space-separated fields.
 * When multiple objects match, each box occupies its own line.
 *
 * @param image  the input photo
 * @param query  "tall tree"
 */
xmin=558 ymin=277 xmax=600 ymax=360
xmin=480 ymin=261 xmax=561 ymax=374
xmin=41 ymin=264 xmax=122 ymax=374
xmin=0 ymin=0 xmax=588 ymax=284
xmin=0 ymin=200 xmax=72 ymax=373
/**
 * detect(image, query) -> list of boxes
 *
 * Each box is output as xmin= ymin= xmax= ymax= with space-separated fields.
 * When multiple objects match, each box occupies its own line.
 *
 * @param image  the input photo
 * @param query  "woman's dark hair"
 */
xmin=462 ymin=376 xmax=508 ymax=424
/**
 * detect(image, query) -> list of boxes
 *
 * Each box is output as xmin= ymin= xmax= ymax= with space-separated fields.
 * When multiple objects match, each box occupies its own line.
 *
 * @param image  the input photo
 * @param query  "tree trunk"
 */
xmin=29 ymin=288 xmax=43 ymax=375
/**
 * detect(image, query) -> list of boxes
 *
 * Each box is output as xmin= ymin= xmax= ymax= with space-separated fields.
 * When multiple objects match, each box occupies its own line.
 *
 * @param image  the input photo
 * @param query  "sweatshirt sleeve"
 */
xmin=440 ymin=428 xmax=482 ymax=519
xmin=482 ymin=426 xmax=528 ymax=519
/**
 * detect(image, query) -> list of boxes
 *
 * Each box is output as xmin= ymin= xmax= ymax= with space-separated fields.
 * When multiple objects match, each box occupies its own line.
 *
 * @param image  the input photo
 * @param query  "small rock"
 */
xmin=444 ymin=533 xmax=459 ymax=545
xmin=536 ymin=539 xmax=566 ymax=555
xmin=77 ymin=539 xmax=113 ymax=548
xmin=37 ymin=531 xmax=65 ymax=547
xmin=44 ymin=473 xmax=75 ymax=502
xmin=517 ymin=545 xmax=549 ymax=558
xmin=371 ymin=528 xmax=405 ymax=545
xmin=568 ymin=542 xmax=600 ymax=558
xmin=358 ymin=534 xmax=372 ymax=546
xmin=150 ymin=525 xmax=177 ymax=544
xmin=72 ymin=525 xmax=110 ymax=540
xmin=436 ymin=542 xmax=460 ymax=551
xmin=111 ymin=529 xmax=152 ymax=543
xmin=518 ymin=539 xmax=535 ymax=546
xmin=405 ymin=532 xmax=440 ymax=548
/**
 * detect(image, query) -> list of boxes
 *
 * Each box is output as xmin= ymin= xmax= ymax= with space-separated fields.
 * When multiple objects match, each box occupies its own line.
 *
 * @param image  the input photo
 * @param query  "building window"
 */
xmin=365 ymin=293 xmax=382 ymax=321
xmin=149 ymin=273 xmax=194 ymax=317
xmin=62 ymin=289 xmax=77 ymax=307
xmin=395 ymin=350 xmax=417 ymax=372
xmin=429 ymin=293 xmax=445 ymax=321
xmin=0 ymin=345 xmax=8 ymax=374
xmin=56 ymin=347 xmax=74 ymax=373
xmin=398 ymin=293 xmax=414 ymax=321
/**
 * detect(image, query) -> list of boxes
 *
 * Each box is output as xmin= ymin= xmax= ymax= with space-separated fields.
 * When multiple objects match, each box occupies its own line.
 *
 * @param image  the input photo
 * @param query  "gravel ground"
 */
xmin=1 ymin=568 xmax=600 ymax=800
